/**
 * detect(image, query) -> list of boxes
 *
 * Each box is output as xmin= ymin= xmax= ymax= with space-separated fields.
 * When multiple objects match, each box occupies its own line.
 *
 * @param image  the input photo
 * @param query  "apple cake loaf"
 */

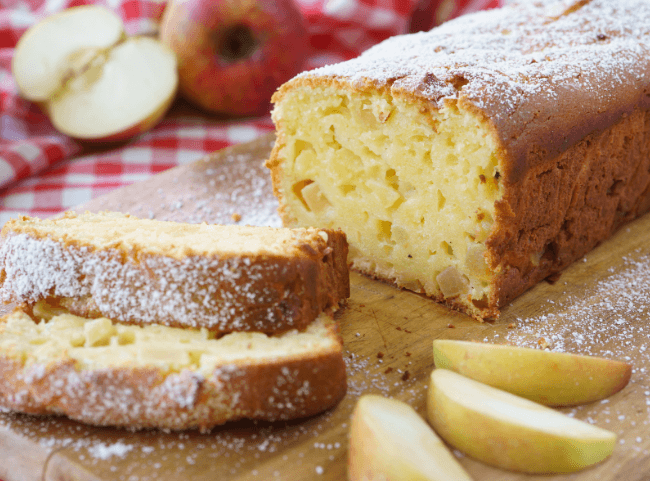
xmin=0 ymin=212 xmax=349 ymax=333
xmin=0 ymin=305 xmax=346 ymax=430
xmin=267 ymin=0 xmax=650 ymax=320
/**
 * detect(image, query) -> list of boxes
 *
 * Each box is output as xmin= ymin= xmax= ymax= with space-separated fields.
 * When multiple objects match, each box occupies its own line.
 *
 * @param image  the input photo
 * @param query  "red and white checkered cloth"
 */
xmin=0 ymin=0 xmax=503 ymax=226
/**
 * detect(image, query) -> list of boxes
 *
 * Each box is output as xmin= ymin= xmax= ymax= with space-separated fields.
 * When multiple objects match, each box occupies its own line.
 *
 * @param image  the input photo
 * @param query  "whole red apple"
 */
xmin=160 ymin=0 xmax=309 ymax=117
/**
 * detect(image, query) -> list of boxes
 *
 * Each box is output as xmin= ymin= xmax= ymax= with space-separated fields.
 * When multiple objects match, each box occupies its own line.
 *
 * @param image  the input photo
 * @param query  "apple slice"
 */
xmin=427 ymin=369 xmax=616 ymax=474
xmin=12 ymin=6 xmax=177 ymax=142
xmin=433 ymin=339 xmax=631 ymax=406
xmin=348 ymin=394 xmax=472 ymax=481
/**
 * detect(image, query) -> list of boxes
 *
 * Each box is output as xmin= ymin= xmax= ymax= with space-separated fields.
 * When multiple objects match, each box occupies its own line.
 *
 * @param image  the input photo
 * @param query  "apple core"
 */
xmin=217 ymin=24 xmax=258 ymax=63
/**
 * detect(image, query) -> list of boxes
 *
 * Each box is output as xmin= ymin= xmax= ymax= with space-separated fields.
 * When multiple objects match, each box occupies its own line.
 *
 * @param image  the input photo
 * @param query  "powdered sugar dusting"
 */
xmin=503 ymin=248 xmax=650 ymax=360
xmin=303 ymin=0 xmax=650 ymax=126
xmin=0 ymin=406 xmax=350 ymax=480
xmin=81 ymin=136 xmax=283 ymax=229
xmin=87 ymin=441 xmax=134 ymax=460
xmin=155 ymin=149 xmax=282 ymax=228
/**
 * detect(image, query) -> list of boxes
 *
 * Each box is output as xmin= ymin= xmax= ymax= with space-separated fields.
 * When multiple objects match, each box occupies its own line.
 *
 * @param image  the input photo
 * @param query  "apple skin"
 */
xmin=160 ymin=0 xmax=309 ymax=117
xmin=348 ymin=394 xmax=472 ymax=481
xmin=433 ymin=339 xmax=632 ymax=407
xmin=427 ymin=369 xmax=617 ymax=474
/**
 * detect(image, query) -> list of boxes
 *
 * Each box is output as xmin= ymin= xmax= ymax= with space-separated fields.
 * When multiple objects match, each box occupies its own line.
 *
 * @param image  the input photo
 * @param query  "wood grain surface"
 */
xmin=2 ymin=133 xmax=650 ymax=480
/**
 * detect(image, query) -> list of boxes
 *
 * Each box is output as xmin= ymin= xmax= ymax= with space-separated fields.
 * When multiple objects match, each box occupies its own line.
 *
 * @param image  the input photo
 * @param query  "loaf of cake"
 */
xmin=0 ymin=212 xmax=349 ymax=333
xmin=267 ymin=0 xmax=650 ymax=320
xmin=0 ymin=305 xmax=346 ymax=431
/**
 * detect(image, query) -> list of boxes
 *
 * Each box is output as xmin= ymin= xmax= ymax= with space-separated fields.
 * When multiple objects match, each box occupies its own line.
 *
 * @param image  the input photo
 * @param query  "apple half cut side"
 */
xmin=12 ymin=5 xmax=178 ymax=142
xmin=427 ymin=369 xmax=616 ymax=474
xmin=348 ymin=394 xmax=472 ymax=481
xmin=432 ymin=339 xmax=632 ymax=406
xmin=12 ymin=5 xmax=124 ymax=102
xmin=46 ymin=37 xmax=178 ymax=142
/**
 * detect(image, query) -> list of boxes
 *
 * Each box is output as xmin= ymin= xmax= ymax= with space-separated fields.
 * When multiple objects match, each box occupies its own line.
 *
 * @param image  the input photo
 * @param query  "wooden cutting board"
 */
xmin=3 ymin=133 xmax=650 ymax=481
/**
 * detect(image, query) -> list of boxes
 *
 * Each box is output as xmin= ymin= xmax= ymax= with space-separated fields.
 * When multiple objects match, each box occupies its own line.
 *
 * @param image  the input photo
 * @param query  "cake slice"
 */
xmin=267 ymin=0 xmax=650 ymax=320
xmin=0 ymin=306 xmax=346 ymax=431
xmin=0 ymin=212 xmax=349 ymax=334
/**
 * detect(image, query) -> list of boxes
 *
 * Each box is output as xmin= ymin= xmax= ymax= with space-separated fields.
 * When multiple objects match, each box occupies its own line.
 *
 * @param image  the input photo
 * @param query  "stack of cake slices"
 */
xmin=0 ymin=211 xmax=349 ymax=431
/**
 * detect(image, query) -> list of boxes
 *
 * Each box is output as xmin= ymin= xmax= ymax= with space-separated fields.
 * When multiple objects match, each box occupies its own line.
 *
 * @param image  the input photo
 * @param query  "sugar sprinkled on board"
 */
xmin=87 ymin=441 xmax=135 ymax=460
xmin=78 ymin=135 xmax=281 ymax=229
xmin=504 ymin=250 xmax=650 ymax=360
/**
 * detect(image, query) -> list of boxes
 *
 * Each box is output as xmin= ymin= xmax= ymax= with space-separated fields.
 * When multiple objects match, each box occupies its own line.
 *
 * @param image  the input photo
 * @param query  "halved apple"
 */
xmin=348 ymin=394 xmax=472 ymax=481
xmin=433 ymin=339 xmax=631 ymax=406
xmin=427 ymin=369 xmax=616 ymax=474
xmin=12 ymin=5 xmax=177 ymax=142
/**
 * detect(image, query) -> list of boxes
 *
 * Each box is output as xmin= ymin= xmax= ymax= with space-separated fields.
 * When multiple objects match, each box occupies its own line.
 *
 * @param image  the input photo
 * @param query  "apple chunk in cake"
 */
xmin=268 ymin=84 xmax=503 ymax=319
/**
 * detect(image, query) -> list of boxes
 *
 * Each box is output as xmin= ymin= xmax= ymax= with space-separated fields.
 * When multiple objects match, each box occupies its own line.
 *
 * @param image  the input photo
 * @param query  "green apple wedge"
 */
xmin=427 ymin=369 xmax=616 ymax=474
xmin=433 ymin=339 xmax=631 ymax=406
xmin=348 ymin=394 xmax=472 ymax=481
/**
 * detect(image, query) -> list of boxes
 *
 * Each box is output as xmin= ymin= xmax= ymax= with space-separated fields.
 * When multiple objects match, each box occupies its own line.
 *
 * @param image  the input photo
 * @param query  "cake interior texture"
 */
xmin=267 ymin=0 xmax=650 ymax=320
xmin=2 ymin=303 xmax=339 ymax=376
xmin=272 ymin=86 xmax=500 ymax=314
